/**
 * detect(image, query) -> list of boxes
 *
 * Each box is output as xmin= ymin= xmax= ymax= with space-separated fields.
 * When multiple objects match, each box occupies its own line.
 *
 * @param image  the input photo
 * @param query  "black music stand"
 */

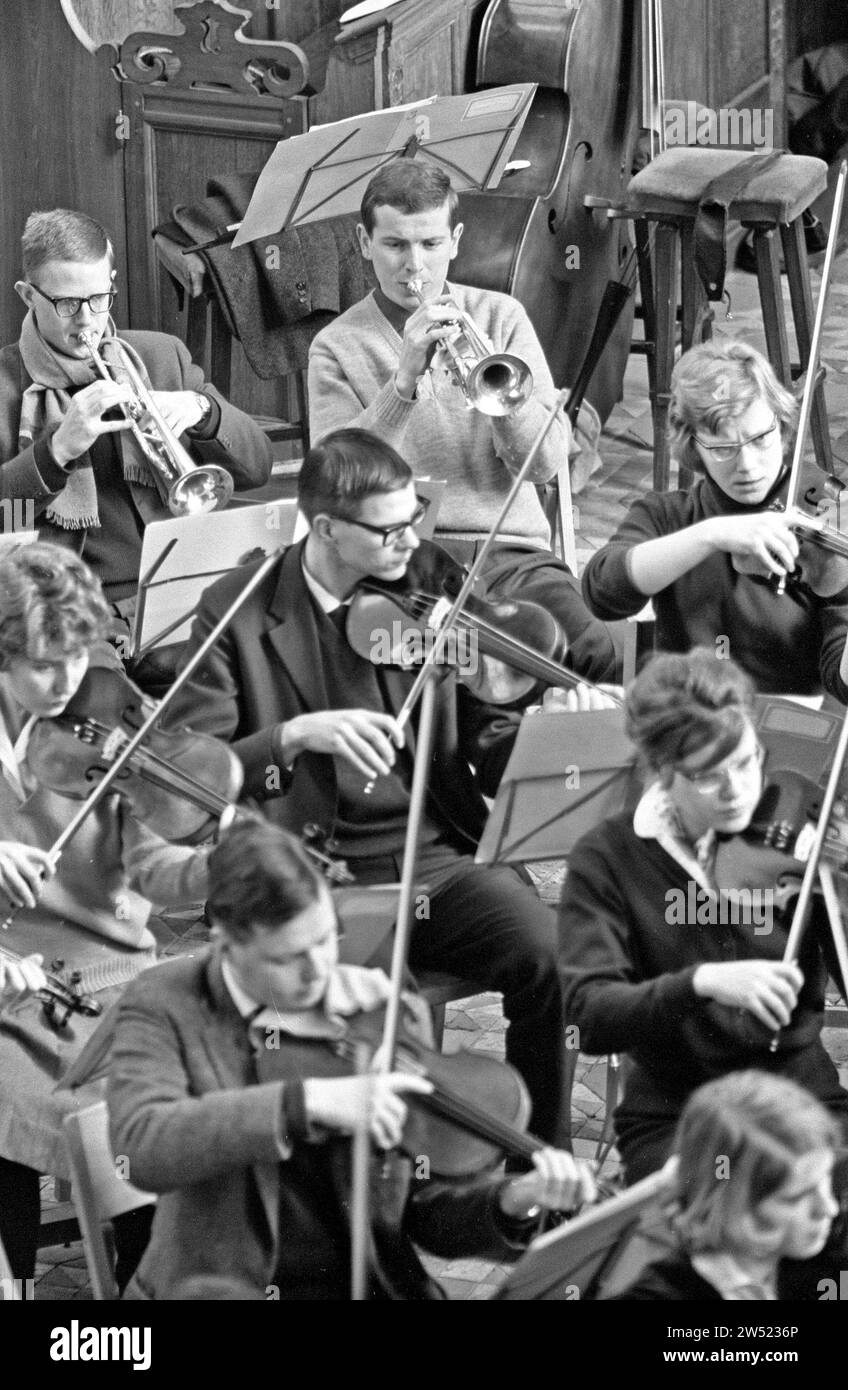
xmin=476 ymin=710 xmax=640 ymax=866
xmin=493 ymin=1162 xmax=676 ymax=1300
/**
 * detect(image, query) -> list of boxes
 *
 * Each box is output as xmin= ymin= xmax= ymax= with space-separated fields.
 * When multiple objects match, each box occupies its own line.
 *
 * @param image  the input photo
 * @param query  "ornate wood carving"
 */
xmin=61 ymin=1 xmax=207 ymax=54
xmin=114 ymin=1 xmax=331 ymax=99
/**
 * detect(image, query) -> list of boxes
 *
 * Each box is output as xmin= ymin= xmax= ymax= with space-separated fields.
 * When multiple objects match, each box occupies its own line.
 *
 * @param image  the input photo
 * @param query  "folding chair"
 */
xmin=492 ymin=1158 xmax=677 ymax=1300
xmin=540 ymin=462 xmax=578 ymax=575
xmin=63 ymin=1102 xmax=155 ymax=1301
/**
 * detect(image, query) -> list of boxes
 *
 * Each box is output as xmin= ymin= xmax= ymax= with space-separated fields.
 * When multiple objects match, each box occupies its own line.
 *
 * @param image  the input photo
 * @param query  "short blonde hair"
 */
xmin=673 ymin=1071 xmax=839 ymax=1258
xmin=668 ymin=340 xmax=797 ymax=477
xmin=0 ymin=542 xmax=113 ymax=668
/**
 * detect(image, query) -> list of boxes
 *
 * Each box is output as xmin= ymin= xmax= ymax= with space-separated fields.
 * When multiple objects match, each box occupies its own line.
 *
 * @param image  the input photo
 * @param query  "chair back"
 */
xmin=63 ymin=1102 xmax=155 ymax=1301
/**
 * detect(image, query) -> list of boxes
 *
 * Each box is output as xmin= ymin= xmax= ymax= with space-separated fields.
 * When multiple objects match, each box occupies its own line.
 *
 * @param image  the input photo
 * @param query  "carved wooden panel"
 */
xmin=114 ymin=0 xmax=332 ymax=100
xmin=317 ymin=0 xmax=478 ymax=123
xmin=61 ymin=0 xmax=215 ymax=53
xmin=383 ymin=0 xmax=472 ymax=107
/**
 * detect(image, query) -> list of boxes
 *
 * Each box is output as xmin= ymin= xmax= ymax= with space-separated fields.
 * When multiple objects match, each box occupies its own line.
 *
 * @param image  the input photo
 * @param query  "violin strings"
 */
xmin=382 ymin=588 xmax=579 ymax=685
xmin=53 ymin=713 xmax=231 ymax=812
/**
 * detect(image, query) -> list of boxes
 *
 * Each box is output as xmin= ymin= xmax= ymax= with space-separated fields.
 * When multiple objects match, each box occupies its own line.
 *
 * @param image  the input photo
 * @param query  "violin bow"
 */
xmin=1 ymin=545 xmax=286 ymax=933
xmin=771 ymin=698 xmax=848 ymax=1052
xmin=776 ymin=159 xmax=848 ymax=594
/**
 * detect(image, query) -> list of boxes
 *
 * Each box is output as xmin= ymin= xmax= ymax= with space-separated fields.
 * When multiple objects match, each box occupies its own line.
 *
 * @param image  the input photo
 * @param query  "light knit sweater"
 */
xmin=308 ymin=285 xmax=571 ymax=547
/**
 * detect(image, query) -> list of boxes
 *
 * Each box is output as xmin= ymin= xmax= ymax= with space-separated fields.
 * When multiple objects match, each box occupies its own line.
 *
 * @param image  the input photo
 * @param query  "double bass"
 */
xmin=452 ymin=0 xmax=642 ymax=422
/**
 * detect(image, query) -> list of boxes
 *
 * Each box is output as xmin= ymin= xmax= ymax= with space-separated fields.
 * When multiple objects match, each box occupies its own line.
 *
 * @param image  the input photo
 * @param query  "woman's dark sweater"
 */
xmin=558 ymin=811 xmax=844 ymax=1093
xmin=581 ymin=472 xmax=848 ymax=700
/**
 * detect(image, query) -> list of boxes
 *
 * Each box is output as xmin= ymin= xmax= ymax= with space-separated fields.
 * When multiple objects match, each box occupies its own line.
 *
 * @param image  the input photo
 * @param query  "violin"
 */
xmin=24 ymin=664 xmax=355 ymax=884
xmin=714 ymin=767 xmax=848 ymax=904
xmin=0 ymin=942 xmax=101 ymax=1028
xmin=776 ymin=462 xmax=848 ymax=596
xmin=25 ymin=664 xmax=243 ymax=846
xmin=345 ymin=575 xmax=623 ymax=707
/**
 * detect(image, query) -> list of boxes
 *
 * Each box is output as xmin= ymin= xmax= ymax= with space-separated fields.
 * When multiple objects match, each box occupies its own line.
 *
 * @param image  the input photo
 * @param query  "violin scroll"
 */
xmin=0 ymin=946 xmax=102 ymax=1029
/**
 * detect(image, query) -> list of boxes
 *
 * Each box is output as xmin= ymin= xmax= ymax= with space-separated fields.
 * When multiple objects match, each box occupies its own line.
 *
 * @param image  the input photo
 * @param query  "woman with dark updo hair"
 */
xmin=558 ymin=647 xmax=848 ymax=1186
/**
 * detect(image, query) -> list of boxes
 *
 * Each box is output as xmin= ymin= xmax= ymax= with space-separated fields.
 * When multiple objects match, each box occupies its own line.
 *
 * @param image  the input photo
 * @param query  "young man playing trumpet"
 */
xmin=307 ymin=163 xmax=620 ymax=684
xmin=0 ymin=209 xmax=272 ymax=625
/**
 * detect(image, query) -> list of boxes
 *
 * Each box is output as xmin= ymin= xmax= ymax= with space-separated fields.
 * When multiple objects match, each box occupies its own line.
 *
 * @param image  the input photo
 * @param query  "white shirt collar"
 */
xmin=301 ymin=555 xmax=346 ymax=614
xmin=633 ymin=780 xmax=717 ymax=895
xmin=220 ymin=953 xmax=392 ymax=1041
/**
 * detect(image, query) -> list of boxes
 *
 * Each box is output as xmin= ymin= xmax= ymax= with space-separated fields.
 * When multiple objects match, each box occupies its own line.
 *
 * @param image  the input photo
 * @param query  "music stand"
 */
xmin=476 ymin=709 xmax=640 ymax=866
xmin=492 ymin=1161 xmax=676 ymax=1301
xmin=132 ymin=500 xmax=299 ymax=658
xmin=231 ymin=84 xmax=536 ymax=246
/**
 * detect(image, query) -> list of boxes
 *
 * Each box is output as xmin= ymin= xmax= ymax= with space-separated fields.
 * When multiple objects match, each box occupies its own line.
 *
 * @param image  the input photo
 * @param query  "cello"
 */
xmin=452 ymin=0 xmax=643 ymax=422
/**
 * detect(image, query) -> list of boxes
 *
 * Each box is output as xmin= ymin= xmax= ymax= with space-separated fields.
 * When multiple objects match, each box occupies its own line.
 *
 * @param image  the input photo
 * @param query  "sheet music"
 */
xmin=132 ymin=501 xmax=299 ymax=654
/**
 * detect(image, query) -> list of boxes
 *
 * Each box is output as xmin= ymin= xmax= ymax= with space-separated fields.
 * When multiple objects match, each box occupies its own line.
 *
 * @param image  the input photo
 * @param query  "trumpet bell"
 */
xmin=466 ymin=354 xmax=534 ymax=417
xmin=168 ymin=465 xmax=235 ymax=516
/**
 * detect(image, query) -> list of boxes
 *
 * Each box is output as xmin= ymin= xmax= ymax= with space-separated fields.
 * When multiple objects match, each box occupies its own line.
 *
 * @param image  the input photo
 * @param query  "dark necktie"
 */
xmin=328 ymin=604 xmax=349 ymax=635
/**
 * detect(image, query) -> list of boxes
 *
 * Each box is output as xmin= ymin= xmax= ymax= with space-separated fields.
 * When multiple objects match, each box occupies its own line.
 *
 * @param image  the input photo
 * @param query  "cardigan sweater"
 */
xmin=307 ymin=285 xmax=571 ymax=548
xmin=581 ymin=471 xmax=848 ymax=700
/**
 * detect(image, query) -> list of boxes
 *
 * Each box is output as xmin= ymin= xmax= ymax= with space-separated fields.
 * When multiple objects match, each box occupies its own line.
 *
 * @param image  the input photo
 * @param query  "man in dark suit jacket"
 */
xmin=109 ymin=820 xmax=595 ymax=1300
xmin=0 ymin=208 xmax=272 ymax=618
xmin=165 ymin=427 xmax=592 ymax=1145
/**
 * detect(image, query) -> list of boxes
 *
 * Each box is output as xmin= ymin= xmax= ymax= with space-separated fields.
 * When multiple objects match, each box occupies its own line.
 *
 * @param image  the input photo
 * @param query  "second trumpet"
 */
xmin=79 ymin=332 xmax=234 ymax=516
xmin=407 ymin=281 xmax=533 ymax=417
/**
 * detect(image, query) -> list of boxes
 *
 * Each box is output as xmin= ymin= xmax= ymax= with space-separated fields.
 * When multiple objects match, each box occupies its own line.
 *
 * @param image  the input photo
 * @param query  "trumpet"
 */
xmin=407 ymin=281 xmax=533 ymax=417
xmin=79 ymin=332 xmax=234 ymax=516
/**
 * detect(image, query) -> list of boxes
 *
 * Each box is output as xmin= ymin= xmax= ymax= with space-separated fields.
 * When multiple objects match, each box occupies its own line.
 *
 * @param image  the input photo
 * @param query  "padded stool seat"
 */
xmin=627 ymin=148 xmax=827 ymax=224
xmin=624 ymin=148 xmax=832 ymax=490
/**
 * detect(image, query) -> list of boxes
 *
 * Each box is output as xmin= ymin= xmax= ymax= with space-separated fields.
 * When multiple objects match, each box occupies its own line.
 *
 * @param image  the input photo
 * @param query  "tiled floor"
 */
xmin=29 ymin=243 xmax=848 ymax=1300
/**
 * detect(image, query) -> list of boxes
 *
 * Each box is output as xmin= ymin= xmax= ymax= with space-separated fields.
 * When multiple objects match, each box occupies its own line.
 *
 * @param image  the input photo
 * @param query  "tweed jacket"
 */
xmin=109 ymin=947 xmax=531 ymax=1299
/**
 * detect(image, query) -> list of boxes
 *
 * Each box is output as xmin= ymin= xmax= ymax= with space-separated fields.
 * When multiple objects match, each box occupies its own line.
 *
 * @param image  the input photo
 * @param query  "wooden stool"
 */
xmin=625 ymin=149 xmax=830 ymax=491
xmin=152 ymin=231 xmax=309 ymax=454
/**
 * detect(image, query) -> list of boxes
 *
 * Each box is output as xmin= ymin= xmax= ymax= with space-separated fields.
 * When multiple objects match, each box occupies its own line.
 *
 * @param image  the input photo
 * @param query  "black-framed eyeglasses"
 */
xmin=335 ymin=496 xmax=430 ymax=547
xmin=28 ymin=283 xmax=117 ymax=318
xmin=677 ymin=742 xmax=765 ymax=796
xmin=693 ymin=417 xmax=779 ymax=465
